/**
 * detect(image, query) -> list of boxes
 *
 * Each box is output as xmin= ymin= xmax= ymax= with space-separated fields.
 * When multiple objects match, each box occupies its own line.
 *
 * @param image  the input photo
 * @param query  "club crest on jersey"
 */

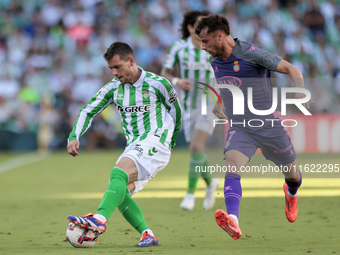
xmin=233 ymin=61 xmax=240 ymax=72
xmin=143 ymin=91 xmax=149 ymax=99
xmin=117 ymin=94 xmax=123 ymax=99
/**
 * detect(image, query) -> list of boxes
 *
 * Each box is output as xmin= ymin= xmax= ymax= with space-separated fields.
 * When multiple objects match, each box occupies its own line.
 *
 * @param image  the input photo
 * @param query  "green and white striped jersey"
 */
xmin=68 ymin=67 xmax=182 ymax=149
xmin=163 ymin=36 xmax=215 ymax=111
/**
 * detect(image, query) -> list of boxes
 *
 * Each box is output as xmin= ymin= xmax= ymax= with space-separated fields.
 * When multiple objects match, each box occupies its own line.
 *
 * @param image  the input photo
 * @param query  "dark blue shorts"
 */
xmin=224 ymin=127 xmax=297 ymax=165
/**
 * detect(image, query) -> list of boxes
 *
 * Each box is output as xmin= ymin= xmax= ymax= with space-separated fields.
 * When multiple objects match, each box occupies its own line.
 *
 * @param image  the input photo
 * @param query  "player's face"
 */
xmin=199 ymin=30 xmax=223 ymax=57
xmin=107 ymin=55 xmax=134 ymax=84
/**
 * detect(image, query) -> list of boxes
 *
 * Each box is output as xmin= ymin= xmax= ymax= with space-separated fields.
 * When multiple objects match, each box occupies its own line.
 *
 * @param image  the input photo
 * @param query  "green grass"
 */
xmin=0 ymin=150 xmax=339 ymax=254
xmin=0 ymin=152 xmax=23 ymax=163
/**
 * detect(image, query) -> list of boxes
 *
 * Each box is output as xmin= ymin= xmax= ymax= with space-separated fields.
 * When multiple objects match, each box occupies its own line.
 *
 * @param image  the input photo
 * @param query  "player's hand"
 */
xmin=67 ymin=140 xmax=80 ymax=157
xmin=176 ymin=79 xmax=190 ymax=91
xmin=295 ymin=92 xmax=314 ymax=109
xmin=212 ymin=101 xmax=227 ymax=119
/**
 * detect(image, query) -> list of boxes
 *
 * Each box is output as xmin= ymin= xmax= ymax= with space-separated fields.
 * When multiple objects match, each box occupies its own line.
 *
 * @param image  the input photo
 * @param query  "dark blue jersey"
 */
xmin=210 ymin=38 xmax=283 ymax=136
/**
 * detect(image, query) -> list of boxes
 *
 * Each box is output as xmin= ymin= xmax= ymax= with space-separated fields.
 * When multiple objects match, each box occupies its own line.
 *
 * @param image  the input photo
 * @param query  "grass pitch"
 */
xmin=0 ymin=150 xmax=339 ymax=254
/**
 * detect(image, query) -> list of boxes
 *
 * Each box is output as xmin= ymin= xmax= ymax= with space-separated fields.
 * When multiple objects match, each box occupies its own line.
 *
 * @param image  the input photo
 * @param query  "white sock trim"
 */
xmin=142 ymin=229 xmax=154 ymax=236
xmin=94 ymin=214 xmax=107 ymax=222
xmin=287 ymin=188 xmax=298 ymax=197
xmin=229 ymin=214 xmax=239 ymax=224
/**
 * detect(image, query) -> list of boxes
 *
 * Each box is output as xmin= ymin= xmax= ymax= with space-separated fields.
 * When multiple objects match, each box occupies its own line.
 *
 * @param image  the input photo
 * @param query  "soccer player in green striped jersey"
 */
xmin=66 ymin=42 xmax=182 ymax=247
xmin=161 ymin=10 xmax=219 ymax=211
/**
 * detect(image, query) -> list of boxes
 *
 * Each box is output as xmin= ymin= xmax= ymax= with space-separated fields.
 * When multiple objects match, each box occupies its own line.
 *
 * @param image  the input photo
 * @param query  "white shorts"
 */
xmin=116 ymin=135 xmax=171 ymax=196
xmin=183 ymin=104 xmax=216 ymax=143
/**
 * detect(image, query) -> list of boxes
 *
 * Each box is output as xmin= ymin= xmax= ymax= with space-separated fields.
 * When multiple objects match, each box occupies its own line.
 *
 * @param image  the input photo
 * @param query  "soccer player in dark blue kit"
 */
xmin=195 ymin=14 xmax=312 ymax=240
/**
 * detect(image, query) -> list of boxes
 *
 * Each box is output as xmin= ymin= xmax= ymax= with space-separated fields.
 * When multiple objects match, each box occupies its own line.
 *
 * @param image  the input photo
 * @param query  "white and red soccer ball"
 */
xmin=66 ymin=222 xmax=99 ymax=248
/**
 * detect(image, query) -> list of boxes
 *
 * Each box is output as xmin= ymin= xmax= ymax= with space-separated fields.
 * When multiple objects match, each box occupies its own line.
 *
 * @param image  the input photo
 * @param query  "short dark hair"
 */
xmin=195 ymin=14 xmax=230 ymax=36
xmin=180 ymin=10 xmax=210 ymax=39
xmin=103 ymin=41 xmax=133 ymax=61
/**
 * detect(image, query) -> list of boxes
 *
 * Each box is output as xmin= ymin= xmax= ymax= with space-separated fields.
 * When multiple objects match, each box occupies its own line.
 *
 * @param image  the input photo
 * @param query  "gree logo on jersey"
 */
xmin=117 ymin=104 xmax=151 ymax=113
xmin=182 ymin=62 xmax=211 ymax=70
xmin=197 ymin=82 xmax=222 ymax=115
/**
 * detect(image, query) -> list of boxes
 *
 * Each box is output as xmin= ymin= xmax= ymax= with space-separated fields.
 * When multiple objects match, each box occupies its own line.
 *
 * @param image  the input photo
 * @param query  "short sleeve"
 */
xmin=243 ymin=44 xmax=282 ymax=71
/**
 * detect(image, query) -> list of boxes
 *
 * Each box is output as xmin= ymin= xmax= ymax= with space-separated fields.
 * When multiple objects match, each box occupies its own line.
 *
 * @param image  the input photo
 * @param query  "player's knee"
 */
xmin=225 ymin=154 xmax=237 ymax=167
xmin=225 ymin=156 xmax=244 ymax=174
xmin=189 ymin=142 xmax=204 ymax=153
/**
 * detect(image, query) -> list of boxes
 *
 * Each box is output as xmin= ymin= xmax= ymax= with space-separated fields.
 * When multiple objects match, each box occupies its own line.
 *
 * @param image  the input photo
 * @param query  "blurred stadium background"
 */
xmin=0 ymin=0 xmax=340 ymax=151
xmin=1 ymin=1 xmax=340 ymax=254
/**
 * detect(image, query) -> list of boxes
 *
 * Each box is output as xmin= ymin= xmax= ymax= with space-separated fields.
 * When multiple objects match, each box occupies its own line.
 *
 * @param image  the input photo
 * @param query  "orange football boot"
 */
xmin=215 ymin=209 xmax=242 ymax=240
xmin=283 ymin=183 xmax=298 ymax=222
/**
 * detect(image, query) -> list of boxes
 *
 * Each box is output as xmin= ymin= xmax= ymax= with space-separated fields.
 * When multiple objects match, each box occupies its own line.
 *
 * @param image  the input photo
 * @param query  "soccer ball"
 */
xmin=66 ymin=222 xmax=99 ymax=248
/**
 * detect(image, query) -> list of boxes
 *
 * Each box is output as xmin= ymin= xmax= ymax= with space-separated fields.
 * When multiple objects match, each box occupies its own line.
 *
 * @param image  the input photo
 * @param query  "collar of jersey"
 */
xmin=125 ymin=66 xmax=145 ymax=87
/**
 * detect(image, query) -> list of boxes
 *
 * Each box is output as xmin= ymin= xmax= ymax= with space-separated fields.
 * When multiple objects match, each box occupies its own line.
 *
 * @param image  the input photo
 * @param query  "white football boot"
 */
xmin=180 ymin=193 xmax=195 ymax=210
xmin=203 ymin=178 xmax=219 ymax=210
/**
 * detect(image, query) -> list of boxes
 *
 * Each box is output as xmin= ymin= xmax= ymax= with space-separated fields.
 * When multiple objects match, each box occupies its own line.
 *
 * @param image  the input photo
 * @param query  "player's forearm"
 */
xmin=276 ymin=59 xmax=304 ymax=88
xmin=160 ymin=67 xmax=173 ymax=81
xmin=68 ymin=111 xmax=92 ymax=142
xmin=170 ymin=101 xmax=182 ymax=149
xmin=68 ymin=96 xmax=106 ymax=142
xmin=160 ymin=67 xmax=179 ymax=86
xmin=68 ymin=128 xmax=81 ymax=144
xmin=170 ymin=124 xmax=181 ymax=149
xmin=288 ymin=66 xmax=304 ymax=89
xmin=68 ymin=87 xmax=113 ymax=142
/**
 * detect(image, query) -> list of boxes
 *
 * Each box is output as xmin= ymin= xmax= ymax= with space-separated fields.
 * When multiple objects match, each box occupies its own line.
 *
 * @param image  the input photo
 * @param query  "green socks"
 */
xmin=201 ymin=156 xmax=212 ymax=186
xmin=96 ymin=167 xmax=150 ymax=234
xmin=118 ymin=187 xmax=149 ymax=234
xmin=187 ymin=153 xmax=212 ymax=193
xmin=96 ymin=167 xmax=129 ymax=220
